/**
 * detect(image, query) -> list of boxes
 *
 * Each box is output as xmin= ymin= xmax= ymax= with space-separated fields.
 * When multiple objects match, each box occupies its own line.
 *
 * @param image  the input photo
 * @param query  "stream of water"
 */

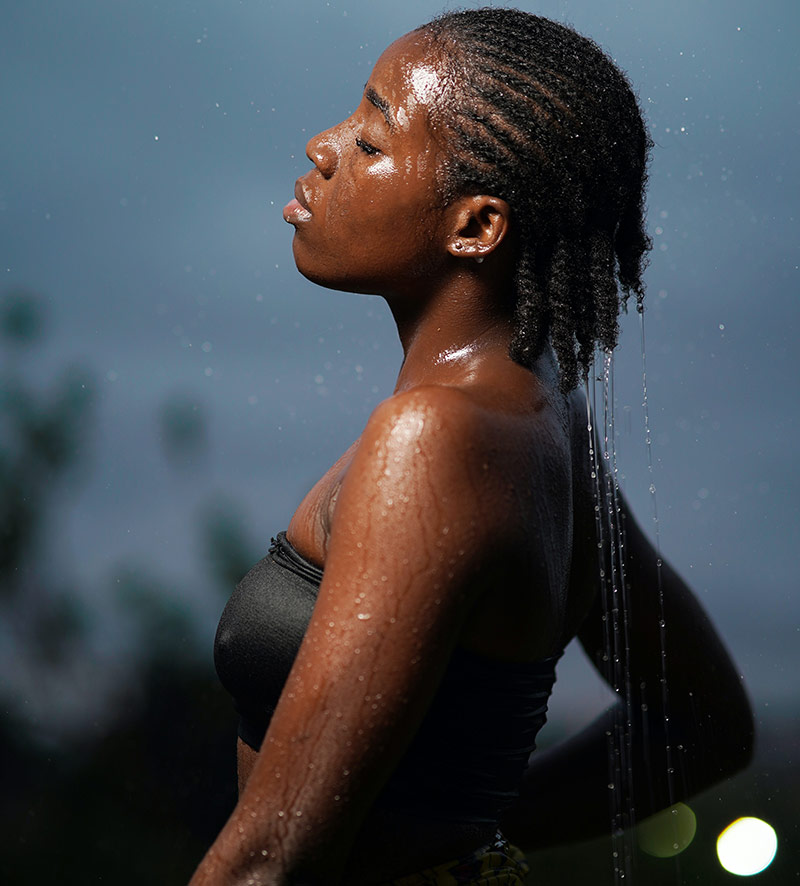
xmin=585 ymin=307 xmax=678 ymax=883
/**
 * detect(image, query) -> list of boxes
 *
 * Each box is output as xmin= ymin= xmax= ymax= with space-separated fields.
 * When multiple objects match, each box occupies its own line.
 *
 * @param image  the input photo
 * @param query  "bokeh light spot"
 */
xmin=637 ymin=802 xmax=697 ymax=857
xmin=717 ymin=817 xmax=777 ymax=876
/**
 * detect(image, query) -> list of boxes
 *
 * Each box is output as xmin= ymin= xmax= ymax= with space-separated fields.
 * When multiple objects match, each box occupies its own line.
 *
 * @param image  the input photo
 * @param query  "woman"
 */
xmin=194 ymin=9 xmax=753 ymax=885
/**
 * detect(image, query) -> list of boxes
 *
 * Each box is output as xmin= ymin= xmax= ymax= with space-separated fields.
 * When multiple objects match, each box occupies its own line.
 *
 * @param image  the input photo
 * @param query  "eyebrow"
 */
xmin=364 ymin=85 xmax=395 ymax=131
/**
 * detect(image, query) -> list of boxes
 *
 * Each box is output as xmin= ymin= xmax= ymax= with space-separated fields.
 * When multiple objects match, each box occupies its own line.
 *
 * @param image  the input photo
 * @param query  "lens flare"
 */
xmin=637 ymin=802 xmax=697 ymax=857
xmin=717 ymin=817 xmax=777 ymax=876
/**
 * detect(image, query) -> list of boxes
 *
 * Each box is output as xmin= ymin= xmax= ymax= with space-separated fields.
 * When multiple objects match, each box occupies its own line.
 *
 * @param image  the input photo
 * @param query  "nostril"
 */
xmin=306 ymin=130 xmax=339 ymax=179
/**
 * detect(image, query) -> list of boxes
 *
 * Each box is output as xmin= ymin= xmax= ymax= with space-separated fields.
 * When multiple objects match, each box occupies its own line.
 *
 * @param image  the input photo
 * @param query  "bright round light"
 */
xmin=637 ymin=803 xmax=697 ymax=857
xmin=717 ymin=817 xmax=778 ymax=876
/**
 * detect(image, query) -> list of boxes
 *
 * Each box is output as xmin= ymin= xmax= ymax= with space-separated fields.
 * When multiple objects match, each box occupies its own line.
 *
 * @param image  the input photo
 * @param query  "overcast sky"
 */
xmin=1 ymin=0 xmax=798 ymax=766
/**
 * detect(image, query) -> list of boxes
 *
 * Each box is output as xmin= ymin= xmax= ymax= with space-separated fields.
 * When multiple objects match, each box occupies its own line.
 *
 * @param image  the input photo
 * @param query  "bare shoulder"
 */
xmin=328 ymin=385 xmax=518 ymax=567
xmin=331 ymin=383 xmax=562 ymax=573
xmin=351 ymin=385 xmax=521 ymax=508
xmin=359 ymin=382 xmax=541 ymax=471
xmin=364 ymin=384 xmax=492 ymax=446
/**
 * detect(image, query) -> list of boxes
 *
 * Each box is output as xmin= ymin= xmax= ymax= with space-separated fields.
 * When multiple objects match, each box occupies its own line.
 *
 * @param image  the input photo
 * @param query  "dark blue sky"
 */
xmin=1 ymin=0 xmax=797 ymax=769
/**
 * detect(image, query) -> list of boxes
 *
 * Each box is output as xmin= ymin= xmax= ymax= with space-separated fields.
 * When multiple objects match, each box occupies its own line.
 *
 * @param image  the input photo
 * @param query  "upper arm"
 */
xmin=271 ymin=389 xmax=491 ymax=782
xmin=220 ymin=389 xmax=495 ymax=881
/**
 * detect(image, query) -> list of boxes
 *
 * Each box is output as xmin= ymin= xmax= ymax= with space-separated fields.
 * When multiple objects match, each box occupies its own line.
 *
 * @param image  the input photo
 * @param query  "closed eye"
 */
xmin=355 ymin=136 xmax=379 ymax=156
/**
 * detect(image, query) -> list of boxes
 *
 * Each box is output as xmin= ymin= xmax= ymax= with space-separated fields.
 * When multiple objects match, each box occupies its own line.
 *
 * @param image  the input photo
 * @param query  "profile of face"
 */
xmin=283 ymin=33 xmax=457 ymax=298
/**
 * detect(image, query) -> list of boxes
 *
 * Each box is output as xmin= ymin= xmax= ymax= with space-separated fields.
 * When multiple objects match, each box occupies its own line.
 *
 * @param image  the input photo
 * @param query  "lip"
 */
xmin=282 ymin=180 xmax=312 ymax=225
xmin=294 ymin=180 xmax=311 ymax=212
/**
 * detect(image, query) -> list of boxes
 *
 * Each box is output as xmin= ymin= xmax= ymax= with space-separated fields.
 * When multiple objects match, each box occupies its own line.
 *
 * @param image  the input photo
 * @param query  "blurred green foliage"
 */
xmin=158 ymin=394 xmax=208 ymax=467
xmin=200 ymin=496 xmax=260 ymax=592
xmin=0 ymin=290 xmax=95 ymax=658
xmin=0 ymin=288 xmax=45 ymax=345
xmin=0 ymin=289 xmax=248 ymax=883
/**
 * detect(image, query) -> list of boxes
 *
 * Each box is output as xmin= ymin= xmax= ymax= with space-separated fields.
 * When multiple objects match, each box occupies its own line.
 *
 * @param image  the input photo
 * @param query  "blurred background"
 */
xmin=1 ymin=0 xmax=797 ymax=882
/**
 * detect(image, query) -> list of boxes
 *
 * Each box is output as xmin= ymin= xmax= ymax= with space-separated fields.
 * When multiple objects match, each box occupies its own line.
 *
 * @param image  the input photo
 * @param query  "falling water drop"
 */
xmin=640 ymin=308 xmax=676 ymax=822
xmin=586 ymin=355 xmax=636 ymax=884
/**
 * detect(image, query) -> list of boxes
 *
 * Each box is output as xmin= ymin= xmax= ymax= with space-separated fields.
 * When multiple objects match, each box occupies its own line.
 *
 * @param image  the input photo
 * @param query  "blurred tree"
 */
xmin=158 ymin=393 xmax=208 ymax=468
xmin=0 ymin=288 xmax=256 ymax=884
xmin=0 ymin=288 xmax=45 ymax=345
xmin=0 ymin=289 xmax=94 ymax=664
xmin=200 ymin=495 xmax=260 ymax=592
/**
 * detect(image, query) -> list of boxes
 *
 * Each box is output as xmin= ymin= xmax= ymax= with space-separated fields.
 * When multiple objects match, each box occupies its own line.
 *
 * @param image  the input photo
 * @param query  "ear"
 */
xmin=445 ymin=195 xmax=511 ymax=261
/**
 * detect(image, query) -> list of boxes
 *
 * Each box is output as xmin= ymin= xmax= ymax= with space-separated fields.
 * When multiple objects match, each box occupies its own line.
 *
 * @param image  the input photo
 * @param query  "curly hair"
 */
xmin=418 ymin=8 xmax=652 ymax=391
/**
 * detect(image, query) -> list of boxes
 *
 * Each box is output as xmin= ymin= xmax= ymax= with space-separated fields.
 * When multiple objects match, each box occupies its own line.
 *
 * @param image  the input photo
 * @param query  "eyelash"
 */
xmin=355 ymin=136 xmax=379 ymax=156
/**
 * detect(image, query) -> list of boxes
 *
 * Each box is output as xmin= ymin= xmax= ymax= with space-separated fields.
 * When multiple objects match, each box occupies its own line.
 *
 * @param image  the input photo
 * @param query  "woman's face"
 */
xmin=284 ymin=32 xmax=453 ymax=297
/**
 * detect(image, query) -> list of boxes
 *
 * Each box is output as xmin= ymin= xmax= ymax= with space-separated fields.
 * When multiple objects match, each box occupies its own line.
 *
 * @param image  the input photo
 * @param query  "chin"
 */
xmin=292 ymin=240 xmax=383 ymax=296
xmin=296 ymin=263 xmax=381 ymax=297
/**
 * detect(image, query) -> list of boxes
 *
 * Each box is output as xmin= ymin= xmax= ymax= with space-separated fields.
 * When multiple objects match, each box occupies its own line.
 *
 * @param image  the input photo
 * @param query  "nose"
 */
xmin=306 ymin=127 xmax=339 ymax=179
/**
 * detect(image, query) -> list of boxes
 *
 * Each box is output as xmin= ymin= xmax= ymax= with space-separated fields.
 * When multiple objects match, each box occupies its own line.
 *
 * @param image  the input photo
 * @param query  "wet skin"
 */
xmin=284 ymin=33 xmax=450 ymax=298
xmin=190 ymin=30 xmax=753 ymax=886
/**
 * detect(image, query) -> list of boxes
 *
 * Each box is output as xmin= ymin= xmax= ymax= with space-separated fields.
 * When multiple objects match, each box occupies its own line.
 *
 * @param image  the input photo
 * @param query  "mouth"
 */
xmin=282 ymin=180 xmax=312 ymax=225
xmin=294 ymin=180 xmax=311 ymax=212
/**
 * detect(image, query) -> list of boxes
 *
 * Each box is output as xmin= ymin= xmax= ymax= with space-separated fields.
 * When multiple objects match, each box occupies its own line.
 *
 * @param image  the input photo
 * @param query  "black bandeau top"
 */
xmin=214 ymin=532 xmax=561 ymax=824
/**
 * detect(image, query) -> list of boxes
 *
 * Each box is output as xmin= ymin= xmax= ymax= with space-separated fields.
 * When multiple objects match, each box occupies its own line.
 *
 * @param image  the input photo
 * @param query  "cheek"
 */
xmin=359 ymin=162 xmax=440 ymax=236
xmin=358 ymin=159 xmax=406 ymax=226
xmin=292 ymin=158 xmax=443 ymax=288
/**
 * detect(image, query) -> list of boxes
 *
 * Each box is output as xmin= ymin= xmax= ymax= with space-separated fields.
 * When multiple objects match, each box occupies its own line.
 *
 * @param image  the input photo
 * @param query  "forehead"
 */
xmin=368 ymin=32 xmax=448 ymax=124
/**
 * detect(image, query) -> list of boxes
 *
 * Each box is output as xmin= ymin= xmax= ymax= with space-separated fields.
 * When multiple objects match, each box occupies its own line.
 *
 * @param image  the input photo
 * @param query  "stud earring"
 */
xmin=474 ymin=256 xmax=484 ymax=264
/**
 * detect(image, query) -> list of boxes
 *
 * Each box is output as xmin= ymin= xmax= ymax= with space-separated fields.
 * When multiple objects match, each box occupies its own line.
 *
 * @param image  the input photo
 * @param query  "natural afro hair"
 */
xmin=418 ymin=8 xmax=652 ymax=391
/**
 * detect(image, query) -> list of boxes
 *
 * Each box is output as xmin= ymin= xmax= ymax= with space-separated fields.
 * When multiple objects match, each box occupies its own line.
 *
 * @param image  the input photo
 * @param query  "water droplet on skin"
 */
xmin=357 ymin=612 xmax=370 ymax=620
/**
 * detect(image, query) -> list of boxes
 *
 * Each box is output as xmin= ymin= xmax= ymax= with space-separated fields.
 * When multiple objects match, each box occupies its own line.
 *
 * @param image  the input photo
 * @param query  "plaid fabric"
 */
xmin=379 ymin=832 xmax=530 ymax=885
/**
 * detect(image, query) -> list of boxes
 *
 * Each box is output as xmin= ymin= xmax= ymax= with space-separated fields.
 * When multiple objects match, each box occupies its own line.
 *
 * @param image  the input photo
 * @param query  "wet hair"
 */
xmin=418 ymin=8 xmax=652 ymax=391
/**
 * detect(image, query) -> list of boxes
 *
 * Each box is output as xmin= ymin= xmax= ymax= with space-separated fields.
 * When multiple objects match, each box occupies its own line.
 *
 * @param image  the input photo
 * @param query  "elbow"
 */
xmin=718 ymin=715 xmax=755 ymax=781
xmin=716 ymin=671 xmax=756 ymax=777
xmin=688 ymin=675 xmax=756 ymax=784
xmin=661 ymin=673 xmax=755 ymax=800
xmin=727 ymin=677 xmax=756 ymax=774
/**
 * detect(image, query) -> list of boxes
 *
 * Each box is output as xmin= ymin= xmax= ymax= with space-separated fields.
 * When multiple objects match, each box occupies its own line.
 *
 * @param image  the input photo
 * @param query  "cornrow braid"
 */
xmin=418 ymin=8 xmax=652 ymax=391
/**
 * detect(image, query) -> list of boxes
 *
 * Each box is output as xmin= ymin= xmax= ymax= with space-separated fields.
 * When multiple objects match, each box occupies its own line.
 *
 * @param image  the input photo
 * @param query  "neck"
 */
xmin=386 ymin=269 xmax=516 ymax=392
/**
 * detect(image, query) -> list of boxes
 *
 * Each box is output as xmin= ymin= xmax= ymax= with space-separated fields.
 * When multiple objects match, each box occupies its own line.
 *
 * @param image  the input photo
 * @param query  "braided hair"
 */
xmin=418 ymin=8 xmax=652 ymax=391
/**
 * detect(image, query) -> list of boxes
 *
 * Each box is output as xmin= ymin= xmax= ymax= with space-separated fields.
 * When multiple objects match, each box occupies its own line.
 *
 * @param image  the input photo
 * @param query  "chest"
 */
xmin=287 ymin=439 xmax=359 ymax=563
